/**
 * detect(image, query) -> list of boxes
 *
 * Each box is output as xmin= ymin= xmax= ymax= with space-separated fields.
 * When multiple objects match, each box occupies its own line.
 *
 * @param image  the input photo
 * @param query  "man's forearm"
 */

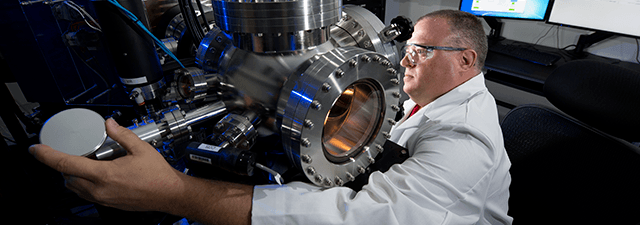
xmin=169 ymin=172 xmax=254 ymax=225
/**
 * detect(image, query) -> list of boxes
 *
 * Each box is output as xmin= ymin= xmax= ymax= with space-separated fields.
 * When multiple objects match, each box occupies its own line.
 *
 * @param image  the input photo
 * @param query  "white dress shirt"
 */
xmin=252 ymin=73 xmax=513 ymax=224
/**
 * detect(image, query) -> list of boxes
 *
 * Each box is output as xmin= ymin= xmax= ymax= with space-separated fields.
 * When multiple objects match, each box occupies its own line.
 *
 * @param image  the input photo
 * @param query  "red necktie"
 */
xmin=408 ymin=105 xmax=421 ymax=118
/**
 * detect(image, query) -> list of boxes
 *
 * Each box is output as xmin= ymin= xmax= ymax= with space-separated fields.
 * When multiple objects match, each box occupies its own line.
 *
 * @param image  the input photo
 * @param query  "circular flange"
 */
xmin=40 ymin=108 xmax=107 ymax=157
xmin=279 ymin=46 xmax=401 ymax=187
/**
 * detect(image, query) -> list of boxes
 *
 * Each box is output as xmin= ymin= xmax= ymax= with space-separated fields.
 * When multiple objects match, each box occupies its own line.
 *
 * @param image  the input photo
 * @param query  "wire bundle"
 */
xmin=63 ymin=0 xmax=102 ymax=32
xmin=178 ymin=0 xmax=207 ymax=45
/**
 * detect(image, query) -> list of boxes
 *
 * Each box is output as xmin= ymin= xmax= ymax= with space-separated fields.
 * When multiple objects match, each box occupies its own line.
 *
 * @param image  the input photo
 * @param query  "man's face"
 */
xmin=401 ymin=18 xmax=461 ymax=107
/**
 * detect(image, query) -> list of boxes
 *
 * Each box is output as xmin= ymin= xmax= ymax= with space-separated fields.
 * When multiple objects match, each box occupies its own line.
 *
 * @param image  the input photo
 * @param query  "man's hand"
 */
xmin=29 ymin=118 xmax=185 ymax=212
xmin=29 ymin=118 xmax=253 ymax=225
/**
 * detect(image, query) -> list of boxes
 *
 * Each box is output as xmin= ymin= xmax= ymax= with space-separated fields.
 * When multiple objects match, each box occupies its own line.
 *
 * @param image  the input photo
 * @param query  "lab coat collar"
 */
xmin=392 ymin=72 xmax=487 ymax=131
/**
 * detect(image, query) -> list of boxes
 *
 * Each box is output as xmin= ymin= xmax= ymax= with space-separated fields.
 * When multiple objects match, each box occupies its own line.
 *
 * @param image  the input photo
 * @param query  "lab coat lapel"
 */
xmin=389 ymin=99 xmax=429 ymax=147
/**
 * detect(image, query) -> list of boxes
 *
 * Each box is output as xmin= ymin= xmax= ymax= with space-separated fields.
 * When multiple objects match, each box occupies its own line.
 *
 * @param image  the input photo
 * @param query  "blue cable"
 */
xmin=106 ymin=0 xmax=185 ymax=68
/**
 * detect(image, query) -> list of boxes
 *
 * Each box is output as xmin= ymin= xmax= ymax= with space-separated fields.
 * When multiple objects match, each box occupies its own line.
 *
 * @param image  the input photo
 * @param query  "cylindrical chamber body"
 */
xmin=92 ymin=0 xmax=164 ymax=86
xmin=212 ymin=0 xmax=341 ymax=52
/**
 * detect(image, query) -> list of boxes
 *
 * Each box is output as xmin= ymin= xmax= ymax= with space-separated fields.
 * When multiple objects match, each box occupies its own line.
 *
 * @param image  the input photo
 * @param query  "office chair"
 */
xmin=501 ymin=60 xmax=640 ymax=224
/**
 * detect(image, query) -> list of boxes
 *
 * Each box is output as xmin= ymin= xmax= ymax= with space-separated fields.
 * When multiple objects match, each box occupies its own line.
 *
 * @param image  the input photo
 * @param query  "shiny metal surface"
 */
xmin=94 ymin=121 xmax=164 ymax=160
xmin=195 ymin=27 xmax=233 ymax=71
xmin=211 ymin=0 xmax=341 ymax=52
xmin=330 ymin=5 xmax=400 ymax=67
xmin=322 ymin=79 xmax=384 ymax=163
xmin=94 ymin=101 xmax=228 ymax=160
xmin=278 ymin=46 xmax=401 ymax=187
xmin=40 ymin=108 xmax=107 ymax=157
xmin=175 ymin=67 xmax=223 ymax=103
xmin=231 ymin=27 xmax=330 ymax=53
xmin=217 ymin=41 xmax=336 ymax=112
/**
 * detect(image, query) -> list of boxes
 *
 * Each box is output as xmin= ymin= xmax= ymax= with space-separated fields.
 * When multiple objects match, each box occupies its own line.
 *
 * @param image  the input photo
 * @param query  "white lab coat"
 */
xmin=252 ymin=73 xmax=513 ymax=225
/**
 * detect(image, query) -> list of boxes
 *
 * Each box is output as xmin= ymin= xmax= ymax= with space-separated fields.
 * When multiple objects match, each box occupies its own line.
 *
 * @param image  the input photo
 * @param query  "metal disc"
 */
xmin=39 ymin=108 xmax=107 ymax=157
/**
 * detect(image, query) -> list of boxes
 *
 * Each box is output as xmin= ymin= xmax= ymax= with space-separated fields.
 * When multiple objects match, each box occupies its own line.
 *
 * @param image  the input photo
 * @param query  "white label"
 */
xmin=120 ymin=77 xmax=148 ymax=85
xmin=198 ymin=143 xmax=222 ymax=152
xmin=190 ymin=154 xmax=212 ymax=164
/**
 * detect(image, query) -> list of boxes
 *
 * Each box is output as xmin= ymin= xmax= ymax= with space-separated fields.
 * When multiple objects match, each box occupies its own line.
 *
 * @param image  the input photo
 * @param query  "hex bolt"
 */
xmin=311 ymin=101 xmax=322 ymax=110
xmin=392 ymin=91 xmax=401 ymax=98
xmin=391 ymin=104 xmax=400 ymax=112
xmin=367 ymin=156 xmax=375 ymax=164
xmin=335 ymin=177 xmax=344 ymax=186
xmin=348 ymin=59 xmax=358 ymax=67
xmin=346 ymin=172 xmax=355 ymax=181
xmin=386 ymin=68 xmax=397 ymax=76
xmin=323 ymin=177 xmax=333 ymax=186
xmin=315 ymin=174 xmax=323 ymax=183
xmin=301 ymin=154 xmax=312 ymax=164
xmin=303 ymin=119 xmax=314 ymax=129
xmin=382 ymin=131 xmax=391 ymax=139
xmin=361 ymin=55 xmax=371 ymax=62
xmin=357 ymin=165 xmax=366 ymax=174
xmin=306 ymin=166 xmax=316 ymax=175
xmin=301 ymin=138 xmax=311 ymax=147
xmin=321 ymin=83 xmax=331 ymax=92
xmin=387 ymin=118 xmax=396 ymax=126
xmin=376 ymin=144 xmax=384 ymax=153
xmin=390 ymin=78 xmax=400 ymax=85
xmin=335 ymin=68 xmax=344 ymax=78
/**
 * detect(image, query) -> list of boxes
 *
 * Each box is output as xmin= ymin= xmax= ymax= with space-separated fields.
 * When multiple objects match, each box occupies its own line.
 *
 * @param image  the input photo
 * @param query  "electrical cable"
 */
xmin=186 ymin=0 xmax=205 ymax=41
xmin=65 ymin=0 xmax=102 ymax=32
xmin=195 ymin=0 xmax=210 ymax=32
xmin=106 ymin=0 xmax=185 ymax=68
xmin=534 ymin=25 xmax=555 ymax=46
xmin=178 ymin=0 xmax=204 ymax=45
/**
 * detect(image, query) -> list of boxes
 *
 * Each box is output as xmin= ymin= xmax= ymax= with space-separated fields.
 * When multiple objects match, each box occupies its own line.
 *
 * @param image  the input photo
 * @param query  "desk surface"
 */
xmin=483 ymin=38 xmax=640 ymax=95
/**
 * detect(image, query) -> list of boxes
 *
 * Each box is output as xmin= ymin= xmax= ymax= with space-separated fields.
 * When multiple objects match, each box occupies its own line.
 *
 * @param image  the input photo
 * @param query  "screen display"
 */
xmin=548 ymin=0 xmax=640 ymax=38
xmin=459 ymin=0 xmax=552 ymax=20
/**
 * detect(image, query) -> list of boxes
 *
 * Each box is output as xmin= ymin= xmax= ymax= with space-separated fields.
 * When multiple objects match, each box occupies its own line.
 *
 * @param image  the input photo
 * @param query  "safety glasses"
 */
xmin=401 ymin=43 xmax=466 ymax=66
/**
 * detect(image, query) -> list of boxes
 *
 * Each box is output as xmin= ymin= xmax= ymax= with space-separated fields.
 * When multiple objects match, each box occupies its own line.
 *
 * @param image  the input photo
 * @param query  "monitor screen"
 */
xmin=459 ymin=0 xmax=552 ymax=20
xmin=548 ymin=0 xmax=640 ymax=38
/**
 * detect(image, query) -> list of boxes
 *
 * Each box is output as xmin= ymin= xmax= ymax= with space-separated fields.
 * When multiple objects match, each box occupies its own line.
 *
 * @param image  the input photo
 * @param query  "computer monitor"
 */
xmin=547 ymin=0 xmax=640 ymax=54
xmin=459 ymin=0 xmax=553 ymax=21
xmin=459 ymin=0 xmax=553 ymax=39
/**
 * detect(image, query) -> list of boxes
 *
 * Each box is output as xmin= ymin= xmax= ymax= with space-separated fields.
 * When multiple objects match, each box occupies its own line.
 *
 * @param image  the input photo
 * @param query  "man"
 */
xmin=29 ymin=9 xmax=512 ymax=225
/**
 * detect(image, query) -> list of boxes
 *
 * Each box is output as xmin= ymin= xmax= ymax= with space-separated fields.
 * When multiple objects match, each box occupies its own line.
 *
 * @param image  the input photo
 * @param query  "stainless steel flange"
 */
xmin=278 ymin=46 xmax=402 ymax=187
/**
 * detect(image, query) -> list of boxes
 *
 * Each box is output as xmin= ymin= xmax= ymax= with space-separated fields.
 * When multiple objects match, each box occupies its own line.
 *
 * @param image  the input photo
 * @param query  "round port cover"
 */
xmin=40 ymin=108 xmax=107 ymax=156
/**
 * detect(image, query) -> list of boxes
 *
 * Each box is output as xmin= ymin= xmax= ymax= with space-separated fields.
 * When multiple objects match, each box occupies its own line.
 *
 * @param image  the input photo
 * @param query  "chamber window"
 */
xmin=322 ymin=79 xmax=384 ymax=163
